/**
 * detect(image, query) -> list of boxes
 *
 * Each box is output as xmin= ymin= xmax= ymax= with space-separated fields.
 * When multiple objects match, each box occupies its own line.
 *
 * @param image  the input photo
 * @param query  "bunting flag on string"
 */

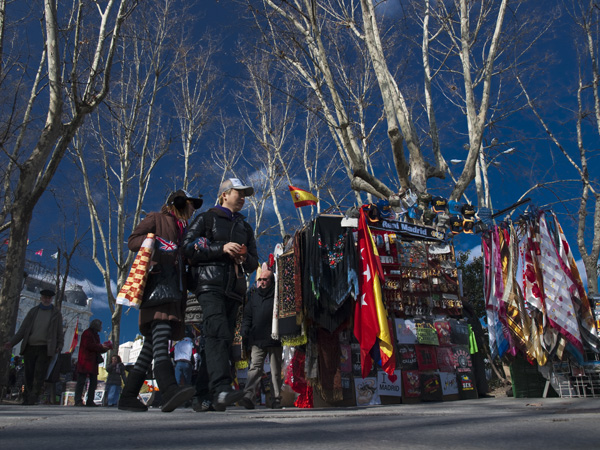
xmin=35 ymin=249 xmax=43 ymax=256
xmin=353 ymin=205 xmax=397 ymax=380
xmin=68 ymin=318 xmax=80 ymax=353
xmin=288 ymin=185 xmax=318 ymax=208
xmin=2 ymin=239 xmax=8 ymax=245
xmin=51 ymin=252 xmax=59 ymax=259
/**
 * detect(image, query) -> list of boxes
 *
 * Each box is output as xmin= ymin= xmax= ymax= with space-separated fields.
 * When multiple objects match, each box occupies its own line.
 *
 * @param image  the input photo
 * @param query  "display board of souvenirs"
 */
xmin=272 ymin=209 xmax=483 ymax=408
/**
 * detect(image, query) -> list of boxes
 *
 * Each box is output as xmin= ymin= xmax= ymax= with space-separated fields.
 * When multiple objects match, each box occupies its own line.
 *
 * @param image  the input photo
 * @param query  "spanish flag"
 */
xmin=353 ymin=205 xmax=396 ymax=380
xmin=288 ymin=185 xmax=318 ymax=208
xmin=69 ymin=318 xmax=79 ymax=353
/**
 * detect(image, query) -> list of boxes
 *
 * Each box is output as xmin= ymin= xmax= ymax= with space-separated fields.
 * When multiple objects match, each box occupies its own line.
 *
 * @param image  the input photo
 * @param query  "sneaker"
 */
xmin=239 ymin=396 xmax=255 ymax=410
xmin=215 ymin=389 xmax=245 ymax=410
xmin=161 ymin=386 xmax=196 ymax=413
xmin=192 ymin=399 xmax=215 ymax=412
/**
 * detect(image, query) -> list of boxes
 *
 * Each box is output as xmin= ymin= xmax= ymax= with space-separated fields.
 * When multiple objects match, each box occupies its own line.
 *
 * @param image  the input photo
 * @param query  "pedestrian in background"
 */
xmin=240 ymin=263 xmax=283 ymax=409
xmin=106 ymin=355 xmax=127 ymax=406
xmin=172 ymin=336 xmax=195 ymax=388
xmin=3 ymin=289 xmax=63 ymax=405
xmin=74 ymin=319 xmax=111 ymax=407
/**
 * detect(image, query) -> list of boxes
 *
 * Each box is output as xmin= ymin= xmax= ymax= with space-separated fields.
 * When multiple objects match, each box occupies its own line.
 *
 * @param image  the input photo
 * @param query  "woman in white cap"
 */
xmin=183 ymin=178 xmax=259 ymax=411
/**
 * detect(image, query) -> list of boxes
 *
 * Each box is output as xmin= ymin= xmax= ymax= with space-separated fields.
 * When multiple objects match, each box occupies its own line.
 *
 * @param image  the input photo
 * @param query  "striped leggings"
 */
xmin=131 ymin=320 xmax=172 ymax=374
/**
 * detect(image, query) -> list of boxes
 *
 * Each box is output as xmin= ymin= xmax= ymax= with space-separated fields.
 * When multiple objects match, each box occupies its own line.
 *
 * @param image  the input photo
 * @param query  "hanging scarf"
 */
xmin=277 ymin=249 xmax=305 ymax=346
xmin=521 ymin=220 xmax=549 ymax=363
xmin=503 ymin=223 xmax=546 ymax=365
xmin=302 ymin=216 xmax=359 ymax=332
xmin=284 ymin=348 xmax=313 ymax=408
xmin=271 ymin=243 xmax=284 ymax=340
xmin=484 ymin=229 xmax=510 ymax=358
xmin=538 ymin=212 xmax=584 ymax=360
xmin=546 ymin=212 xmax=600 ymax=355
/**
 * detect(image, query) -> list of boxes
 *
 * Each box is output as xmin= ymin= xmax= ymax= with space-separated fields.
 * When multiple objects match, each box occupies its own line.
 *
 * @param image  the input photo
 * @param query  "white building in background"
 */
xmin=9 ymin=266 xmax=93 ymax=358
xmin=118 ymin=339 xmax=144 ymax=365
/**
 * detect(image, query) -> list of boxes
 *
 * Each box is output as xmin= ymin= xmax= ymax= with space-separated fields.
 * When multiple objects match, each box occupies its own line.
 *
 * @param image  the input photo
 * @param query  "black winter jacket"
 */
xmin=241 ymin=282 xmax=280 ymax=349
xmin=183 ymin=206 xmax=258 ymax=301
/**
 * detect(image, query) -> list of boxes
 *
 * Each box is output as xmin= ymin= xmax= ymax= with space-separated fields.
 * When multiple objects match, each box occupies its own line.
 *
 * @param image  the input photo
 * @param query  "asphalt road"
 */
xmin=1 ymin=397 xmax=599 ymax=449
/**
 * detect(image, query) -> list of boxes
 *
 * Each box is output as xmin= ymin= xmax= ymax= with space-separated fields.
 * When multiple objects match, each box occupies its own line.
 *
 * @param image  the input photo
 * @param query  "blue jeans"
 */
xmin=106 ymin=384 xmax=122 ymax=406
xmin=174 ymin=361 xmax=192 ymax=386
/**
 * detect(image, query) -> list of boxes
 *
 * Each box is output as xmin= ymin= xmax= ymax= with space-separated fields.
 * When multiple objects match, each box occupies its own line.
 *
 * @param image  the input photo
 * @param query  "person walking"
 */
xmin=105 ymin=355 xmax=127 ymax=406
xmin=74 ymin=319 xmax=111 ymax=406
xmin=183 ymin=178 xmax=258 ymax=411
xmin=239 ymin=263 xmax=283 ymax=409
xmin=172 ymin=336 xmax=195 ymax=387
xmin=118 ymin=189 xmax=202 ymax=413
xmin=3 ymin=289 xmax=64 ymax=405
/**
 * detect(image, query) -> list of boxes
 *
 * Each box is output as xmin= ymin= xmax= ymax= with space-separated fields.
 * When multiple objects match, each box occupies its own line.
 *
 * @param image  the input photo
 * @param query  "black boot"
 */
xmin=154 ymin=361 xmax=195 ymax=413
xmin=118 ymin=370 xmax=148 ymax=412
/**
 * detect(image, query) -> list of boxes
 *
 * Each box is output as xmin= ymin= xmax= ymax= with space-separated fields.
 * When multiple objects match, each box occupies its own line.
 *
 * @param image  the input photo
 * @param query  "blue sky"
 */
xmin=8 ymin=0 xmax=599 ymax=343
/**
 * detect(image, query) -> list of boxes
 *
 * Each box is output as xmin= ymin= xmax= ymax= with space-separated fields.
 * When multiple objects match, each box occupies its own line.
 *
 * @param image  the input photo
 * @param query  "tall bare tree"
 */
xmin=244 ymin=0 xmax=535 ymax=204
xmin=170 ymin=30 xmax=222 ymax=191
xmin=236 ymin=49 xmax=298 ymax=238
xmin=518 ymin=0 xmax=600 ymax=296
xmin=0 ymin=0 xmax=135 ymax=386
xmin=74 ymin=0 xmax=184 ymax=354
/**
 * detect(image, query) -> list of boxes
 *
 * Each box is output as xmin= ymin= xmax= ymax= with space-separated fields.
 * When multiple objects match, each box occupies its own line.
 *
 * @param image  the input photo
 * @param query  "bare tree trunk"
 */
xmin=0 ymin=0 xmax=133 ymax=386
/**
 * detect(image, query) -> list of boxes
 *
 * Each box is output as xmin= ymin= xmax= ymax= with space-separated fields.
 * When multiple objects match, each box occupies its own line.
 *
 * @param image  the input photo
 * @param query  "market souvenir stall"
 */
xmin=274 ymin=203 xmax=484 ymax=407
xmin=482 ymin=209 xmax=600 ymax=397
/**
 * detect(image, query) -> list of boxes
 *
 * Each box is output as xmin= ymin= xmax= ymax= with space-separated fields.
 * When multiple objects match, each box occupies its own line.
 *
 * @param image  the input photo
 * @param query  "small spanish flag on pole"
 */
xmin=288 ymin=185 xmax=318 ymax=208
xmin=69 ymin=317 xmax=80 ymax=353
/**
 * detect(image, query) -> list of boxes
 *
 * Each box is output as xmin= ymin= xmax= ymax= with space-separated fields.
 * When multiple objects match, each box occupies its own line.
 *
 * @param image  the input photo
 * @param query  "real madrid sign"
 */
xmin=369 ymin=219 xmax=444 ymax=242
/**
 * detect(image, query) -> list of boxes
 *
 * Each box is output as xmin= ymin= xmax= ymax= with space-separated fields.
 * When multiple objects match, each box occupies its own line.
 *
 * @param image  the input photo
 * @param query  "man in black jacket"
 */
xmin=183 ymin=178 xmax=258 ymax=410
xmin=239 ymin=263 xmax=283 ymax=409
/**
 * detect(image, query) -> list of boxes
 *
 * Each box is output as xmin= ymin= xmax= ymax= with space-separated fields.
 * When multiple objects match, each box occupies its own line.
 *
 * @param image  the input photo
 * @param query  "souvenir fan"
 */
xmin=432 ymin=196 xmax=448 ymax=213
xmin=422 ymin=210 xmax=436 ymax=226
xmin=449 ymin=215 xmax=463 ymax=234
xmin=418 ymin=192 xmax=432 ymax=209
xmin=448 ymin=200 xmax=462 ymax=216
xmin=461 ymin=204 xmax=476 ymax=219
xmin=376 ymin=199 xmax=393 ymax=219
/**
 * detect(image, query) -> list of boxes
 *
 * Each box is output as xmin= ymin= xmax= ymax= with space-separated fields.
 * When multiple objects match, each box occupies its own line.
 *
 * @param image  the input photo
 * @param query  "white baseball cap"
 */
xmin=218 ymin=178 xmax=254 ymax=197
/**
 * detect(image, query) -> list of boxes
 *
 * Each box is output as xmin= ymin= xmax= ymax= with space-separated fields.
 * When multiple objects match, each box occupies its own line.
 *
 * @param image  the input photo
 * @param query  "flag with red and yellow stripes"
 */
xmin=68 ymin=318 xmax=79 ymax=353
xmin=288 ymin=185 xmax=318 ymax=208
xmin=353 ymin=206 xmax=396 ymax=380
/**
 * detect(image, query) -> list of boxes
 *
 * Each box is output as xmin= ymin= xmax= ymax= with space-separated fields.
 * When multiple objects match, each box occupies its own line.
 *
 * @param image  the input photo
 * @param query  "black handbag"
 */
xmin=140 ymin=264 xmax=182 ymax=309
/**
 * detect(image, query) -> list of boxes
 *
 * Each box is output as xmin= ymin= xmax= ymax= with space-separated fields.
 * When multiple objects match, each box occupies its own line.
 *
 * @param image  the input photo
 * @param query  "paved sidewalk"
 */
xmin=1 ymin=397 xmax=599 ymax=449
